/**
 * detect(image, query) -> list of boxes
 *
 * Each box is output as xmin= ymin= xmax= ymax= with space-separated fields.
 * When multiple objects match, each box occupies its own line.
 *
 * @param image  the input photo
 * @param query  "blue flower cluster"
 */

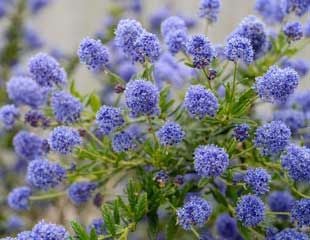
xmin=87 ymin=218 xmax=106 ymax=235
xmin=156 ymin=121 xmax=185 ymax=146
xmin=268 ymin=191 xmax=294 ymax=213
xmin=215 ymin=214 xmax=238 ymax=239
xmin=95 ymin=106 xmax=124 ymax=135
xmin=199 ymin=0 xmax=221 ymax=23
xmin=7 ymin=186 xmax=32 ymax=211
xmin=0 ymin=104 xmax=19 ymax=129
xmin=244 ymin=168 xmax=271 ymax=195
xmin=233 ymin=123 xmax=250 ymax=142
xmin=112 ymin=131 xmax=136 ymax=153
xmin=177 ymin=196 xmax=212 ymax=230
xmin=273 ymin=109 xmax=305 ymax=133
xmin=255 ymin=0 xmax=285 ymax=24
xmin=283 ymin=21 xmax=304 ymax=41
xmin=225 ymin=36 xmax=254 ymax=64
xmin=280 ymin=58 xmax=309 ymax=78
xmin=281 ymin=0 xmax=310 ymax=16
xmin=30 ymin=220 xmax=69 ymax=239
xmin=194 ymin=144 xmax=229 ymax=178
xmin=68 ymin=181 xmax=97 ymax=205
xmin=274 ymin=229 xmax=309 ymax=240
xmin=291 ymin=199 xmax=310 ymax=227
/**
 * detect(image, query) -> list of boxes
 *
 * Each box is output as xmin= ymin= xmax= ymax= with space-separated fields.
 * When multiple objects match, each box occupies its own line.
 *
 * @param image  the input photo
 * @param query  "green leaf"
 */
xmin=71 ymin=221 xmax=89 ymax=240
xmin=88 ymin=93 xmax=101 ymax=112
xmin=118 ymin=227 xmax=129 ymax=240
xmin=166 ymin=215 xmax=177 ymax=240
xmin=70 ymin=80 xmax=82 ymax=99
xmin=89 ymin=228 xmax=98 ymax=240
xmin=102 ymin=205 xmax=116 ymax=236
xmin=135 ymin=192 xmax=148 ymax=221
xmin=113 ymin=199 xmax=121 ymax=224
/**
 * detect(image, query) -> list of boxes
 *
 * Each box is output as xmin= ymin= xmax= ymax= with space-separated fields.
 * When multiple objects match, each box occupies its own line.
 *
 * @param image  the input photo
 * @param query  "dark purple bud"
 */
xmin=207 ymin=69 xmax=217 ymax=80
xmin=114 ymin=84 xmax=125 ymax=94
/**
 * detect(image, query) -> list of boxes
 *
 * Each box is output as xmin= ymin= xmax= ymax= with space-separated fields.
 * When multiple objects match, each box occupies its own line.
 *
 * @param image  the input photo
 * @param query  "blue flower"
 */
xmin=186 ymin=35 xmax=214 ymax=69
xmin=17 ymin=231 xmax=32 ymax=240
xmin=117 ymin=62 xmax=137 ymax=82
xmin=194 ymin=144 xmax=229 ymax=178
xmin=28 ymin=0 xmax=50 ymax=14
xmin=281 ymin=0 xmax=310 ymax=16
xmin=254 ymin=66 xmax=299 ymax=104
xmin=23 ymin=26 xmax=44 ymax=50
xmin=95 ymin=106 xmax=124 ymax=135
xmin=254 ymin=121 xmax=291 ymax=156
xmin=281 ymin=144 xmax=310 ymax=182
xmin=184 ymin=85 xmax=219 ymax=119
xmin=273 ymin=109 xmax=305 ymax=133
xmin=215 ymin=213 xmax=237 ymax=239
xmin=77 ymin=37 xmax=109 ymax=72
xmin=51 ymin=91 xmax=83 ymax=123
xmin=7 ymin=186 xmax=32 ymax=211
xmin=255 ymin=0 xmax=285 ymax=24
xmin=0 ymin=105 xmax=19 ymax=129
xmin=26 ymin=159 xmax=66 ymax=190
xmin=161 ymin=16 xmax=187 ymax=37
xmin=68 ymin=181 xmax=97 ymax=205
xmin=115 ymin=19 xmax=144 ymax=57
xmin=231 ymin=15 xmax=268 ymax=59
xmin=291 ymin=199 xmax=310 ymax=227
xmin=13 ymin=131 xmax=45 ymax=161
xmin=284 ymin=22 xmax=303 ymax=41
xmin=233 ymin=123 xmax=250 ymax=142
xmin=6 ymin=215 xmax=25 ymax=232
xmin=268 ymin=191 xmax=294 ymax=213
xmin=280 ymin=58 xmax=309 ymax=78
xmin=244 ymin=168 xmax=271 ymax=195
xmin=30 ymin=220 xmax=69 ymax=239
xmin=87 ymin=218 xmax=106 ymax=235
xmin=156 ymin=121 xmax=185 ymax=146
xmin=149 ymin=8 xmax=170 ymax=31
xmin=154 ymin=170 xmax=169 ymax=187
xmin=225 ymin=36 xmax=254 ymax=64
xmin=125 ymin=79 xmax=159 ymax=117
xmin=6 ymin=76 xmax=47 ymax=108
xmin=112 ymin=131 xmax=136 ymax=153
xmin=49 ymin=126 xmax=82 ymax=154
xmin=274 ymin=228 xmax=309 ymax=240
xmin=177 ymin=196 xmax=212 ymax=230
xmin=291 ymin=90 xmax=310 ymax=112
xmin=199 ymin=0 xmax=221 ymax=23
xmin=28 ymin=53 xmax=66 ymax=87
xmin=24 ymin=110 xmax=50 ymax=128
xmin=236 ymin=194 xmax=265 ymax=227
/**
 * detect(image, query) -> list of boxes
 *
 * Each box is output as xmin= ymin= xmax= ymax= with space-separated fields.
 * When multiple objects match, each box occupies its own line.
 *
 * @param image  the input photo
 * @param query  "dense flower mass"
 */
xmin=236 ymin=194 xmax=265 ymax=227
xmin=280 ymin=58 xmax=309 ymax=77
xmin=268 ymin=191 xmax=294 ymax=213
xmin=254 ymin=121 xmax=291 ymax=156
xmin=281 ymin=0 xmax=310 ymax=16
xmin=6 ymin=76 xmax=47 ymax=108
xmin=0 ymin=104 xmax=19 ymax=129
xmin=255 ymin=0 xmax=285 ymax=24
xmin=254 ymin=66 xmax=299 ymax=104
xmin=77 ymin=37 xmax=109 ymax=72
xmin=233 ymin=123 xmax=250 ymax=142
xmin=51 ymin=91 xmax=83 ymax=124
xmin=30 ymin=220 xmax=69 ymax=239
xmin=281 ymin=144 xmax=310 ymax=182
xmin=156 ymin=121 xmax=185 ymax=146
xmin=194 ymin=144 xmax=229 ymax=178
xmin=68 ymin=182 xmax=97 ymax=205
xmin=215 ymin=214 xmax=238 ymax=239
xmin=49 ymin=126 xmax=82 ymax=154
xmin=26 ymin=159 xmax=66 ymax=190
xmin=283 ymin=21 xmax=304 ymax=41
xmin=7 ymin=187 xmax=32 ymax=211
xmin=184 ymin=85 xmax=219 ymax=118
xmin=177 ymin=196 xmax=212 ymax=230
xmin=186 ymin=34 xmax=214 ymax=69
xmin=225 ymin=36 xmax=254 ymax=64
xmin=244 ymin=168 xmax=271 ymax=195
xmin=125 ymin=79 xmax=159 ymax=117
xmin=95 ymin=106 xmax=124 ymax=135
xmin=199 ymin=0 xmax=221 ymax=23
xmin=112 ymin=131 xmax=136 ymax=153
xmin=28 ymin=53 xmax=66 ymax=87
xmin=291 ymin=199 xmax=310 ymax=227
xmin=274 ymin=228 xmax=309 ymax=240
xmin=273 ymin=109 xmax=305 ymax=133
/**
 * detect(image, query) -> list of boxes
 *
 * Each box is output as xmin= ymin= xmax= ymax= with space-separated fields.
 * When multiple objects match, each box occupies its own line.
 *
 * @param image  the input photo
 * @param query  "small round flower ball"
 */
xmin=283 ymin=22 xmax=303 ymax=41
xmin=26 ymin=159 xmax=66 ymax=190
xmin=177 ymin=196 xmax=212 ymax=230
xmin=291 ymin=199 xmax=310 ymax=227
xmin=254 ymin=121 xmax=291 ymax=156
xmin=49 ymin=126 xmax=82 ymax=154
xmin=68 ymin=181 xmax=97 ymax=205
xmin=161 ymin=16 xmax=187 ymax=37
xmin=244 ymin=168 xmax=271 ymax=195
xmin=17 ymin=231 xmax=32 ymax=240
xmin=156 ymin=121 xmax=185 ymax=146
xmin=132 ymin=32 xmax=161 ymax=63
xmin=274 ymin=228 xmax=309 ymax=240
xmin=13 ymin=131 xmax=45 ymax=161
xmin=254 ymin=66 xmax=299 ymax=104
xmin=281 ymin=0 xmax=310 ymax=16
xmin=112 ymin=131 xmax=136 ymax=153
xmin=199 ymin=0 xmax=221 ymax=23
xmin=28 ymin=53 xmax=66 ymax=87
xmin=215 ymin=214 xmax=237 ymax=239
xmin=31 ymin=220 xmax=69 ymax=239
xmin=95 ymin=106 xmax=124 ymax=135
xmin=164 ymin=29 xmax=188 ymax=55
xmin=268 ymin=191 xmax=294 ymax=213
xmin=87 ymin=218 xmax=106 ymax=235
xmin=184 ymin=85 xmax=219 ymax=119
xmin=225 ymin=36 xmax=254 ymax=64
xmin=233 ymin=123 xmax=250 ymax=142
xmin=0 ymin=104 xmax=19 ymax=129
xmin=115 ymin=19 xmax=144 ymax=57
xmin=51 ymin=91 xmax=83 ymax=124
xmin=7 ymin=186 xmax=32 ymax=211
xmin=255 ymin=0 xmax=285 ymax=25
xmin=281 ymin=144 xmax=310 ymax=182
xmin=6 ymin=76 xmax=47 ymax=108
xmin=194 ymin=144 xmax=229 ymax=178
xmin=186 ymin=34 xmax=214 ymax=69
xmin=273 ymin=109 xmax=305 ymax=133
xmin=125 ymin=79 xmax=159 ymax=117
xmin=231 ymin=15 xmax=268 ymax=59
xmin=77 ymin=37 xmax=109 ymax=72
xmin=236 ymin=194 xmax=265 ymax=227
